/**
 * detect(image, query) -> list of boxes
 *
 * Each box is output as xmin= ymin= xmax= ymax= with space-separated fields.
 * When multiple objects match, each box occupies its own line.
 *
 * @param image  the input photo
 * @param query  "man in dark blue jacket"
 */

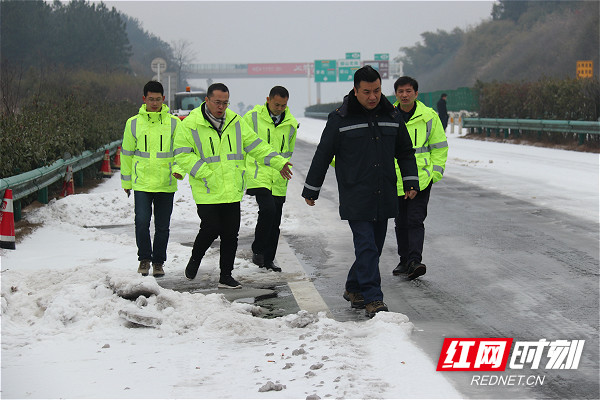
xmin=302 ymin=66 xmax=419 ymax=318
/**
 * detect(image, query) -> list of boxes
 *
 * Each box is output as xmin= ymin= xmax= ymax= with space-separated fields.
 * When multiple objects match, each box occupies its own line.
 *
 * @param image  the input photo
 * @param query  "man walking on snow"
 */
xmin=121 ymin=80 xmax=185 ymax=278
xmin=392 ymin=76 xmax=448 ymax=280
xmin=244 ymin=86 xmax=299 ymax=273
xmin=302 ymin=66 xmax=419 ymax=318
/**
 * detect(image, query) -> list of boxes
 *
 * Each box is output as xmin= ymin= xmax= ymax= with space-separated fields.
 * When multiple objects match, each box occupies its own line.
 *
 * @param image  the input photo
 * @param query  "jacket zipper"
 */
xmin=145 ymin=136 xmax=148 ymax=152
xmin=281 ymin=135 xmax=285 ymax=152
xmin=209 ymin=137 xmax=215 ymax=155
xmin=414 ymin=129 xmax=418 ymax=147
xmin=160 ymin=135 xmax=163 ymax=151
xmin=227 ymin=135 xmax=232 ymax=152
xmin=267 ymin=128 xmax=271 ymax=144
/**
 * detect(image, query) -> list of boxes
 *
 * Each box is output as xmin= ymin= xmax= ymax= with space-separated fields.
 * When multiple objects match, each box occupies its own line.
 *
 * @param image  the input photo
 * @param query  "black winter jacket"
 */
xmin=302 ymin=90 xmax=419 ymax=221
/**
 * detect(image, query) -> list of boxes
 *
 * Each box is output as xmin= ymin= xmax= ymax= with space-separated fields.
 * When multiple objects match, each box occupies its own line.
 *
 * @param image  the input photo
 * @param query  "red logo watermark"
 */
xmin=437 ymin=338 xmax=513 ymax=371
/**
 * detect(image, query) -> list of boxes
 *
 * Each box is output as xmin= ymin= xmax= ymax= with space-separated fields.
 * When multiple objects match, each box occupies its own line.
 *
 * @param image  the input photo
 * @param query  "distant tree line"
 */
xmin=396 ymin=1 xmax=599 ymax=92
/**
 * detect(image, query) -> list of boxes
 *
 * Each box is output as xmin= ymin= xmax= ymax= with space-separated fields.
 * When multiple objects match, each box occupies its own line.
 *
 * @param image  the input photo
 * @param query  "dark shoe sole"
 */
xmin=260 ymin=265 xmax=282 ymax=272
xmin=392 ymin=268 xmax=408 ymax=276
xmin=406 ymin=265 xmax=426 ymax=281
xmin=218 ymin=282 xmax=242 ymax=289
xmin=139 ymin=272 xmax=149 ymax=276
xmin=153 ymin=273 xmax=165 ymax=278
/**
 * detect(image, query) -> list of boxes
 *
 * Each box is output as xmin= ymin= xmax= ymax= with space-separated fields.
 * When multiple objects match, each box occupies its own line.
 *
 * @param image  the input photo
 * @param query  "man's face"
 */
xmin=395 ymin=84 xmax=418 ymax=109
xmin=266 ymin=95 xmax=288 ymax=116
xmin=143 ymin=91 xmax=164 ymax=112
xmin=353 ymin=79 xmax=381 ymax=110
xmin=205 ymin=90 xmax=230 ymax=118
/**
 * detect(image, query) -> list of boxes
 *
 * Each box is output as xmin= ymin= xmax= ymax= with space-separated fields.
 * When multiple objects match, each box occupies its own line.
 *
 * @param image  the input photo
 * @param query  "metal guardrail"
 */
xmin=0 ymin=140 xmax=121 ymax=220
xmin=304 ymin=111 xmax=330 ymax=120
xmin=463 ymin=118 xmax=600 ymax=145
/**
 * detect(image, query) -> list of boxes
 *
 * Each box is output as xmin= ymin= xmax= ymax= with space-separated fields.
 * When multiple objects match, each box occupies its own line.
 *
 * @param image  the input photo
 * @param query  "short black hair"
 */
xmin=207 ymin=83 xmax=229 ymax=97
xmin=144 ymin=81 xmax=164 ymax=96
xmin=394 ymin=76 xmax=419 ymax=92
xmin=354 ymin=65 xmax=381 ymax=88
xmin=269 ymin=86 xmax=289 ymax=99
xmin=441 ymin=93 xmax=447 ymax=98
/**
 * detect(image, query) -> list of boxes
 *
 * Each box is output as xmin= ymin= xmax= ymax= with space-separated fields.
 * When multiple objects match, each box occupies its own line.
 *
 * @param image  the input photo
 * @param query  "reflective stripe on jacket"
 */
xmin=174 ymin=103 xmax=288 ymax=204
xmin=243 ymin=104 xmax=298 ymax=196
xmin=120 ymin=104 xmax=184 ymax=193
xmin=393 ymin=100 xmax=448 ymax=195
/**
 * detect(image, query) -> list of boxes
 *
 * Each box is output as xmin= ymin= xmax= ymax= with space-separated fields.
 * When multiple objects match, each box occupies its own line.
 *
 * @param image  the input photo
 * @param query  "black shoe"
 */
xmin=218 ymin=275 xmax=242 ymax=289
xmin=365 ymin=300 xmax=388 ymax=318
xmin=184 ymin=257 xmax=201 ymax=280
xmin=260 ymin=261 xmax=282 ymax=272
xmin=252 ymin=253 xmax=265 ymax=267
xmin=392 ymin=260 xmax=409 ymax=276
xmin=343 ymin=290 xmax=365 ymax=309
xmin=406 ymin=260 xmax=426 ymax=281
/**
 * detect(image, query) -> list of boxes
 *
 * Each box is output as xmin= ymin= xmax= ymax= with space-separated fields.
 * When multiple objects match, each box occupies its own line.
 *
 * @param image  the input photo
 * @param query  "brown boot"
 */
xmin=137 ymin=260 xmax=151 ymax=276
xmin=365 ymin=300 xmax=388 ymax=318
xmin=343 ymin=290 xmax=365 ymax=309
xmin=152 ymin=262 xmax=165 ymax=277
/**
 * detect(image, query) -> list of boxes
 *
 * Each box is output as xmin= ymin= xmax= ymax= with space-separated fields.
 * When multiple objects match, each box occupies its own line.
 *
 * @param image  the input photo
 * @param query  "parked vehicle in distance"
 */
xmin=171 ymin=86 xmax=206 ymax=120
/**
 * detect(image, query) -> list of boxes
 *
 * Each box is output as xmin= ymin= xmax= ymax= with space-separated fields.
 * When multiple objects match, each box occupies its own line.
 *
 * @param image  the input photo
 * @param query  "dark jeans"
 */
xmin=251 ymin=193 xmax=285 ymax=264
xmin=134 ymin=191 xmax=174 ymax=264
xmin=346 ymin=219 xmax=388 ymax=303
xmin=192 ymin=202 xmax=241 ymax=277
xmin=395 ymin=181 xmax=432 ymax=264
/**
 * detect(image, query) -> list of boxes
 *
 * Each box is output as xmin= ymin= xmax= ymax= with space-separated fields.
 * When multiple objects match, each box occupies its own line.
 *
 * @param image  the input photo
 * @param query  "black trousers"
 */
xmin=251 ymin=192 xmax=285 ymax=264
xmin=394 ymin=181 xmax=432 ymax=264
xmin=192 ymin=202 xmax=240 ymax=277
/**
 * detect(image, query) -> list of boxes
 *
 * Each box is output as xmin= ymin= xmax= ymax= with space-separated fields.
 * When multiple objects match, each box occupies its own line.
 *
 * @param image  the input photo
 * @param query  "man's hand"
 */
xmin=404 ymin=189 xmax=417 ymax=200
xmin=172 ymin=173 xmax=183 ymax=179
xmin=124 ymin=188 xmax=131 ymax=198
xmin=305 ymin=198 xmax=315 ymax=206
xmin=280 ymin=162 xmax=293 ymax=180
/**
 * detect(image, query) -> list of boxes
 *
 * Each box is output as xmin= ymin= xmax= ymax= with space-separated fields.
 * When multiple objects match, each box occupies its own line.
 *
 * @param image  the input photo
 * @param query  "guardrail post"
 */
xmin=578 ymin=133 xmax=585 ymax=145
xmin=14 ymin=200 xmax=21 ymax=222
xmin=75 ymin=170 xmax=84 ymax=187
xmin=486 ymin=128 xmax=491 ymax=137
xmin=504 ymin=129 xmax=509 ymax=139
xmin=38 ymin=187 xmax=48 ymax=204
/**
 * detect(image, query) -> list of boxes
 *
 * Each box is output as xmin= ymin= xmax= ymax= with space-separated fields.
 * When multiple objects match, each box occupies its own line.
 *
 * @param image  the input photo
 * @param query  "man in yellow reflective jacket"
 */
xmin=174 ymin=83 xmax=293 ymax=289
xmin=121 ymin=80 xmax=185 ymax=278
xmin=392 ymin=76 xmax=448 ymax=280
xmin=243 ymin=86 xmax=299 ymax=272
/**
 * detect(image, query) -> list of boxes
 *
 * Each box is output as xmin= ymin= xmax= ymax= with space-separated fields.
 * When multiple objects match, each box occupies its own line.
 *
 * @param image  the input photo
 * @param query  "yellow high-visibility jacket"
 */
xmin=243 ymin=104 xmax=298 ymax=196
xmin=174 ymin=104 xmax=288 ymax=204
xmin=393 ymin=100 xmax=448 ymax=195
xmin=121 ymin=104 xmax=184 ymax=192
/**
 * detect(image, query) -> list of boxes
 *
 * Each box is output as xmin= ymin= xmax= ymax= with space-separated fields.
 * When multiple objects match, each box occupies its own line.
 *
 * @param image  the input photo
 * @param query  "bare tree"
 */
xmin=170 ymin=39 xmax=197 ymax=92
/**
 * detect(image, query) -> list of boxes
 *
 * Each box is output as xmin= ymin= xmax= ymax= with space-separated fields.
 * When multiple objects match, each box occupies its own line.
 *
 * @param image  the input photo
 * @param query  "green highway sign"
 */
xmin=345 ymin=52 xmax=361 ymax=60
xmin=338 ymin=59 xmax=361 ymax=81
xmin=314 ymin=59 xmax=337 ymax=82
xmin=374 ymin=53 xmax=389 ymax=61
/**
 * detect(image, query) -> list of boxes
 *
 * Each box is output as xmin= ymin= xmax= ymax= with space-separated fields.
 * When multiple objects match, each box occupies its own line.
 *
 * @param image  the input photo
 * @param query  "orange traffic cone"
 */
xmin=100 ymin=149 xmax=112 ymax=177
xmin=112 ymin=146 xmax=122 ymax=169
xmin=61 ymin=165 xmax=75 ymax=196
xmin=0 ymin=189 xmax=16 ymax=250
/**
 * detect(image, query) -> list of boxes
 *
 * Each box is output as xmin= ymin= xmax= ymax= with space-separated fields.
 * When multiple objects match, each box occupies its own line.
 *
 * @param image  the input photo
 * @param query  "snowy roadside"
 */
xmin=0 ymin=119 xmax=463 ymax=398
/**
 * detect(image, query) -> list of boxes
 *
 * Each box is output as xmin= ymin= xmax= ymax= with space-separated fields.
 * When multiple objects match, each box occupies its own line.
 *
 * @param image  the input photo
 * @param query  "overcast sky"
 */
xmin=108 ymin=0 xmax=495 ymax=64
xmin=106 ymin=0 xmax=495 ymax=114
